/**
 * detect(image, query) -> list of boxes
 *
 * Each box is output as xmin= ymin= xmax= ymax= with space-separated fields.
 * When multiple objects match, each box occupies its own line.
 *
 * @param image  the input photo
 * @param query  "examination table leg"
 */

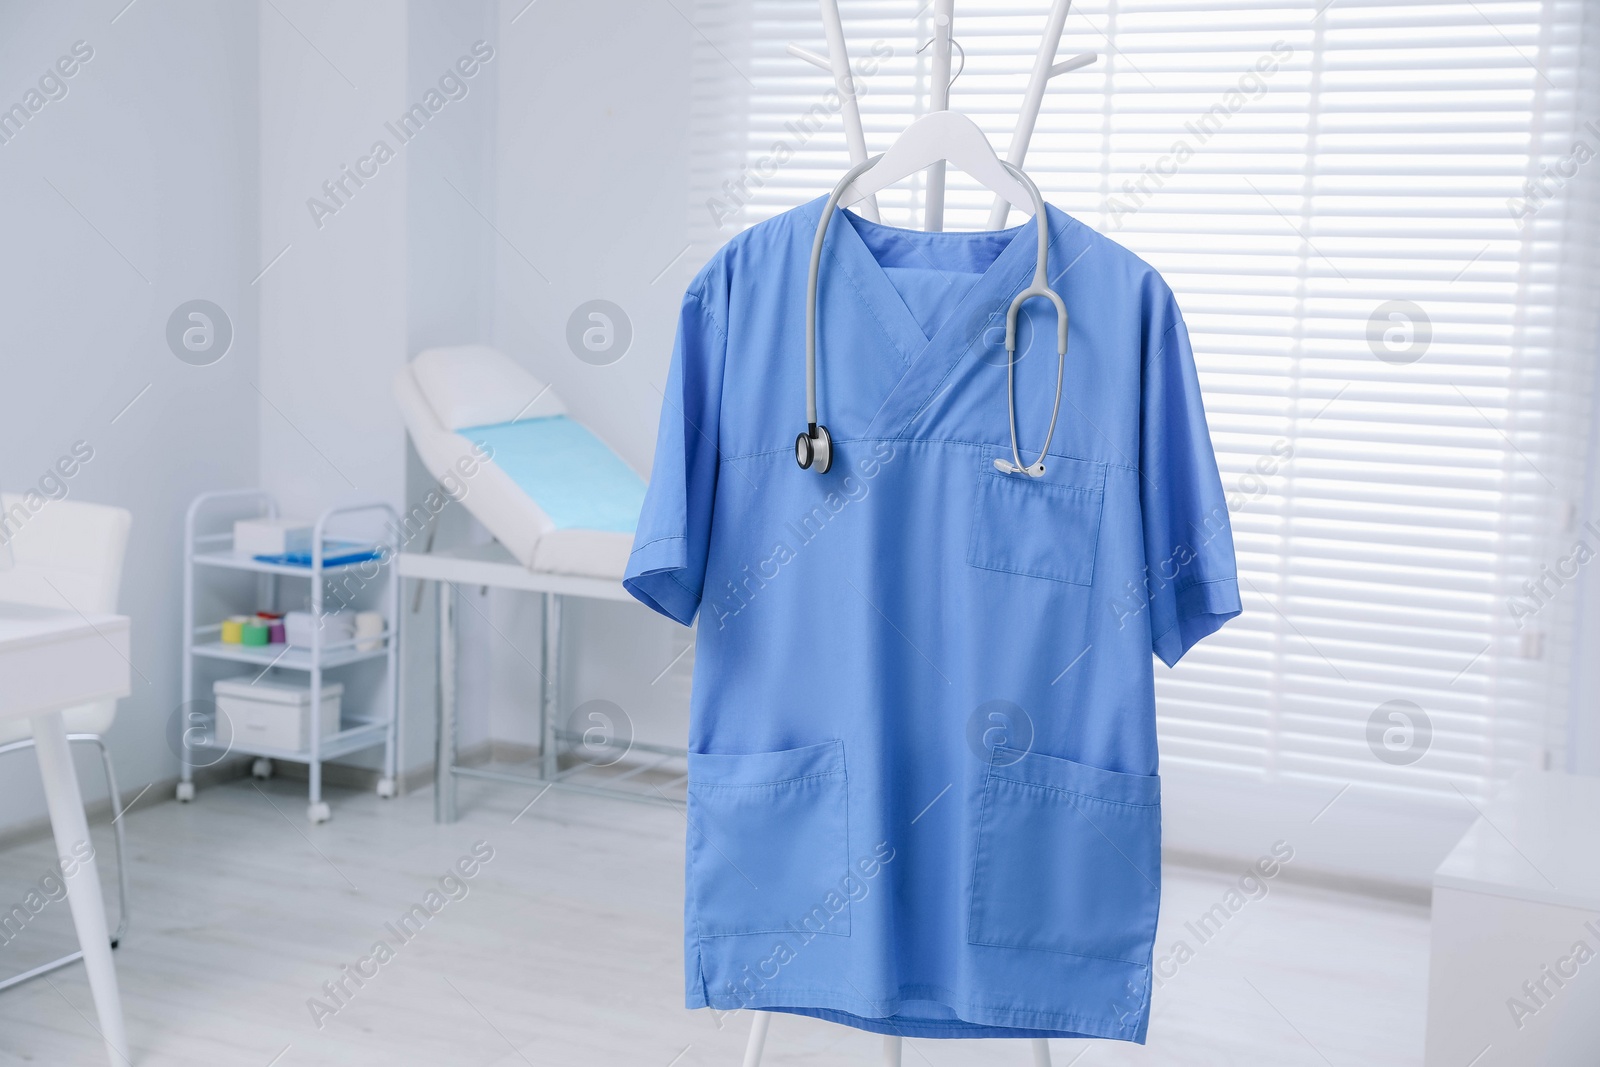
xmin=540 ymin=592 xmax=561 ymax=781
xmin=435 ymin=580 xmax=457 ymax=823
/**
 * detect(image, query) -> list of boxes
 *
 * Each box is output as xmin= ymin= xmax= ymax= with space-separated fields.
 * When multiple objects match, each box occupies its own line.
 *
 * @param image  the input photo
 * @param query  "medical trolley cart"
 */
xmin=179 ymin=489 xmax=401 ymax=823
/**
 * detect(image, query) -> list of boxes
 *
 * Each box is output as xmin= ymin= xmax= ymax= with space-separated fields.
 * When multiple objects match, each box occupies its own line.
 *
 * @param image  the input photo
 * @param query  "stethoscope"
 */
xmin=796 ymin=154 xmax=1068 ymax=477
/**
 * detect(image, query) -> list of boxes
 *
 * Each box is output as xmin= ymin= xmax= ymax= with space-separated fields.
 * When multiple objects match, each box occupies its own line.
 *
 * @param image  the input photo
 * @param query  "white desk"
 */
xmin=1425 ymin=770 xmax=1600 ymax=1066
xmin=397 ymin=542 xmax=684 ymax=820
xmin=0 ymin=602 xmax=131 ymax=1066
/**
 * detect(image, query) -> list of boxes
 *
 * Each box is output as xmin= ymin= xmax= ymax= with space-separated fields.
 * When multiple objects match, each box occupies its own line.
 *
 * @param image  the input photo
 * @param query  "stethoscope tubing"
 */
xmin=804 ymin=156 xmax=1068 ymax=477
xmin=805 ymin=154 xmax=881 ymax=430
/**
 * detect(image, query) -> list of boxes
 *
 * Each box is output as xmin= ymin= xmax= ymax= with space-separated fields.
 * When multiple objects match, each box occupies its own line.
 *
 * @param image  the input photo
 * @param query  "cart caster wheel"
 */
xmin=251 ymin=758 xmax=274 ymax=780
xmin=307 ymin=802 xmax=332 ymax=824
xmin=376 ymin=777 xmax=396 ymax=799
xmin=176 ymin=782 xmax=195 ymax=802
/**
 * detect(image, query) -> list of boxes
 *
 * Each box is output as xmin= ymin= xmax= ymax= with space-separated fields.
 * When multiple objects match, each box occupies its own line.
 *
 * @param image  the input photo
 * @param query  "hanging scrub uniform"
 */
xmin=624 ymin=198 xmax=1241 ymax=1042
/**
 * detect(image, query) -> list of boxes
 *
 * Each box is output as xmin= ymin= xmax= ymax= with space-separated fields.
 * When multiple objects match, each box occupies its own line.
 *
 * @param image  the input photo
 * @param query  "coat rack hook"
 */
xmin=916 ymin=34 xmax=967 ymax=90
xmin=786 ymin=43 xmax=831 ymax=71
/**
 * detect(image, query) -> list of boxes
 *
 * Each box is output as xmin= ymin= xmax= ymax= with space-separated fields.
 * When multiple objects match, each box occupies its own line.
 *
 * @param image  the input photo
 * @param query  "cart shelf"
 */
xmin=189 ymin=719 xmax=392 ymax=763
xmin=191 ymin=548 xmax=385 ymax=578
xmin=180 ymin=490 xmax=401 ymax=823
xmin=190 ymin=638 xmax=390 ymax=671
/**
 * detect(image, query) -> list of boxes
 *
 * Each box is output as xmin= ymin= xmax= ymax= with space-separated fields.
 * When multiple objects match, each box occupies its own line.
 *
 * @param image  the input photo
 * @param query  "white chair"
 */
xmin=0 ymin=494 xmax=132 ymax=992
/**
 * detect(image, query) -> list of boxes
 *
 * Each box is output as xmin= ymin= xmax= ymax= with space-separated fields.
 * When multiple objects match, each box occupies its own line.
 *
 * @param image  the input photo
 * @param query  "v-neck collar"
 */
xmin=809 ymin=201 xmax=1082 ymax=442
xmin=823 ymin=203 xmax=1037 ymax=368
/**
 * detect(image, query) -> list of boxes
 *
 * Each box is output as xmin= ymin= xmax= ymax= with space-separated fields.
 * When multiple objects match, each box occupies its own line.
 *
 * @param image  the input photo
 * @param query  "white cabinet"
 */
xmin=1425 ymin=771 xmax=1600 ymax=1066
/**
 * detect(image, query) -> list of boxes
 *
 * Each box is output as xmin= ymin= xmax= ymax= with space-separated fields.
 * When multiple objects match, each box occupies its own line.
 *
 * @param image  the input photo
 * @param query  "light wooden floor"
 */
xmin=0 ymin=773 xmax=1430 ymax=1066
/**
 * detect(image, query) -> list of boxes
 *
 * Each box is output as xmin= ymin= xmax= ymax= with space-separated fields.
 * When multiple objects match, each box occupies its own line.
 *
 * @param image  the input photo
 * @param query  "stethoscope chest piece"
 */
xmin=796 ymin=423 xmax=833 ymax=473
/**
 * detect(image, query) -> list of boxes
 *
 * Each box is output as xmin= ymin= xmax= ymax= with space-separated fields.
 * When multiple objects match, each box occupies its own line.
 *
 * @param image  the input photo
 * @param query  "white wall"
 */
xmin=483 ymin=0 xmax=700 ymax=755
xmin=0 ymin=1 xmax=258 ymax=833
xmin=0 ymin=0 xmax=709 ymax=836
xmin=255 ymin=0 xmax=411 ymax=776
xmin=257 ymin=0 xmax=411 ymax=515
xmin=491 ymin=0 xmax=700 ymax=474
xmin=400 ymin=0 xmax=500 ymax=765
xmin=249 ymin=0 xmax=705 ymax=775
xmin=258 ymin=0 xmax=507 ymax=777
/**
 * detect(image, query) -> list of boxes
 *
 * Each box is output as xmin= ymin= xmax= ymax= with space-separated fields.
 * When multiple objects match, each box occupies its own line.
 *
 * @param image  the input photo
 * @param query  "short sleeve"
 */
xmin=1140 ymin=301 xmax=1241 ymax=667
xmin=623 ymin=284 xmax=728 ymax=625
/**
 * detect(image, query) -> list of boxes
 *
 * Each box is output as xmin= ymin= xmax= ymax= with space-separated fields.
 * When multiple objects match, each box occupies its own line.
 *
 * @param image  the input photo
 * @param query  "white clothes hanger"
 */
xmin=837 ymin=109 xmax=1034 ymax=221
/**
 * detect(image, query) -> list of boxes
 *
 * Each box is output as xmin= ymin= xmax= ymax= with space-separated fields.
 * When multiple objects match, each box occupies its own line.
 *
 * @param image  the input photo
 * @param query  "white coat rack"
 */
xmin=785 ymin=0 xmax=1096 ymax=232
xmin=751 ymin=5 xmax=1098 ymax=1063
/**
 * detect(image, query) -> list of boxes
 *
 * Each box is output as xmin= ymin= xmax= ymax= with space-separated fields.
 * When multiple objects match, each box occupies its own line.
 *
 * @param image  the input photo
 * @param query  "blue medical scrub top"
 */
xmin=624 ymin=198 xmax=1240 ymax=1042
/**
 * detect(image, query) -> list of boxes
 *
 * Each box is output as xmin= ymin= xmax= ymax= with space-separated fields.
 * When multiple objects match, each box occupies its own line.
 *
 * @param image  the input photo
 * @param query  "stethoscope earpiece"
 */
xmin=992 ymin=458 xmax=1046 ymax=477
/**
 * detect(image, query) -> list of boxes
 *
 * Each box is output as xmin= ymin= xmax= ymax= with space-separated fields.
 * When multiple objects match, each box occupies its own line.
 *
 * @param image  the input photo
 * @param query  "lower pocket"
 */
xmin=968 ymin=747 xmax=1160 ymax=964
xmin=687 ymin=739 xmax=850 ymax=938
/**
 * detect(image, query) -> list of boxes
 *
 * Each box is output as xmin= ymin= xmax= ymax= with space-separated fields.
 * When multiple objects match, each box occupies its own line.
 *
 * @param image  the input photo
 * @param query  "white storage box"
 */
xmin=214 ymin=678 xmax=342 ymax=752
xmin=233 ymin=517 xmax=313 ymax=557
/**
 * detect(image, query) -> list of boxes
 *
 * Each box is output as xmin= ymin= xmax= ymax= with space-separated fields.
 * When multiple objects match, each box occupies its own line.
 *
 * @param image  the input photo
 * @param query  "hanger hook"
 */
xmin=915 ymin=34 xmax=966 ymax=91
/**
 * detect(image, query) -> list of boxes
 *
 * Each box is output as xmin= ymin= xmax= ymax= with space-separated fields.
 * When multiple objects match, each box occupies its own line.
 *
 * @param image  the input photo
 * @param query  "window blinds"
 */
xmin=689 ymin=0 xmax=1599 ymax=877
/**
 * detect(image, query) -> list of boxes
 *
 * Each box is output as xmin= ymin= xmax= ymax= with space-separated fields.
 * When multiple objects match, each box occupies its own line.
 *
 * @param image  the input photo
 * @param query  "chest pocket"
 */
xmin=968 ymin=450 xmax=1106 ymax=587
